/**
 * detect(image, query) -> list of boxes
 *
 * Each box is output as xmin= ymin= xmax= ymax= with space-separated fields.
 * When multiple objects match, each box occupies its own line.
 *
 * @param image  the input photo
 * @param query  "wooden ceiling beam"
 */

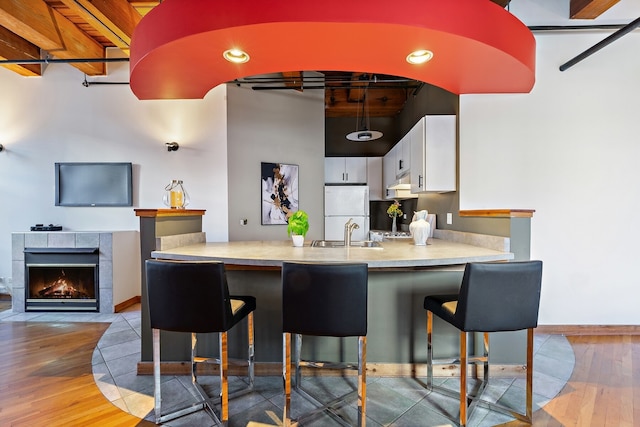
xmin=490 ymin=0 xmax=512 ymax=7
xmin=570 ymin=0 xmax=621 ymax=19
xmin=0 ymin=25 xmax=41 ymax=76
xmin=0 ymin=0 xmax=63 ymax=50
xmin=128 ymin=1 xmax=160 ymax=17
xmin=59 ymin=0 xmax=141 ymax=54
xmin=0 ymin=0 xmax=105 ymax=75
xmin=326 ymin=86 xmax=406 ymax=118
xmin=281 ymin=71 xmax=303 ymax=91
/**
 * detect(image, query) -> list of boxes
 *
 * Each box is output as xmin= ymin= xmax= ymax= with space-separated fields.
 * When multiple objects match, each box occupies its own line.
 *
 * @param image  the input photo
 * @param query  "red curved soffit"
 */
xmin=129 ymin=0 xmax=536 ymax=100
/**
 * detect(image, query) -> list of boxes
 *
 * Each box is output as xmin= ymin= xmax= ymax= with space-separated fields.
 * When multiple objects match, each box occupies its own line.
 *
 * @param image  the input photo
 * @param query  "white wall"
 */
xmin=0 ymin=59 xmax=229 ymax=293
xmin=460 ymin=30 xmax=640 ymax=324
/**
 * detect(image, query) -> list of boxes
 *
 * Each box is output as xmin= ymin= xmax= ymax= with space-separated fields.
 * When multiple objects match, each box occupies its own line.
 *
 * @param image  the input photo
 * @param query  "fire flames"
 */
xmin=37 ymin=270 xmax=90 ymax=299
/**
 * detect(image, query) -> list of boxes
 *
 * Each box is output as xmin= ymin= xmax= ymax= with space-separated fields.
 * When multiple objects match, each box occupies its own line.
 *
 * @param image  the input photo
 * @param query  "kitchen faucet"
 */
xmin=344 ymin=218 xmax=360 ymax=246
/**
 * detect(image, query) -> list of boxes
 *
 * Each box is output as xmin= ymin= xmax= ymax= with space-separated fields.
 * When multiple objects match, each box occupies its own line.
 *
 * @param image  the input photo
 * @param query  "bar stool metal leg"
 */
xmin=283 ymin=332 xmax=292 ymax=427
xmin=426 ymin=311 xmax=433 ymax=389
xmin=153 ymin=328 xmax=162 ymax=422
xmin=460 ymin=331 xmax=468 ymax=427
xmin=358 ymin=336 xmax=367 ymax=427
xmin=294 ymin=333 xmax=302 ymax=389
xmin=482 ymin=332 xmax=489 ymax=385
xmin=191 ymin=333 xmax=197 ymax=383
xmin=426 ymin=318 xmax=535 ymax=426
xmin=152 ymin=328 xmax=206 ymax=424
xmin=219 ymin=331 xmax=229 ymax=425
xmin=248 ymin=312 xmax=255 ymax=389
xmin=526 ymin=328 xmax=534 ymax=421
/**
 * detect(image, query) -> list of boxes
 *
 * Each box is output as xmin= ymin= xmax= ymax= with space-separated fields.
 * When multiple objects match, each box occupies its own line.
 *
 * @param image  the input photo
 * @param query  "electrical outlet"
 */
xmin=446 ymin=213 xmax=453 ymax=225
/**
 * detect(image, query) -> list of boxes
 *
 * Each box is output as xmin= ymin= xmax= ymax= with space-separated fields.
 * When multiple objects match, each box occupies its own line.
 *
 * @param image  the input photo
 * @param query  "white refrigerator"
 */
xmin=324 ymin=186 xmax=370 ymax=241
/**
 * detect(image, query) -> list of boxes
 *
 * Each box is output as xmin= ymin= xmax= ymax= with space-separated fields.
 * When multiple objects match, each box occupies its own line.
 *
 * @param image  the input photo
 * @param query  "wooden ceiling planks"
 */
xmin=57 ymin=0 xmax=142 ymax=53
xmin=570 ymin=0 xmax=621 ymax=19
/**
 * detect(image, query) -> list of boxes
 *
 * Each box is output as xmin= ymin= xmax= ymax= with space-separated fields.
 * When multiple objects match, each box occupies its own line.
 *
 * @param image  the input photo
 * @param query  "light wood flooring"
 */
xmin=503 ymin=334 xmax=640 ymax=427
xmin=0 ymin=312 xmax=638 ymax=426
xmin=0 ymin=321 xmax=154 ymax=427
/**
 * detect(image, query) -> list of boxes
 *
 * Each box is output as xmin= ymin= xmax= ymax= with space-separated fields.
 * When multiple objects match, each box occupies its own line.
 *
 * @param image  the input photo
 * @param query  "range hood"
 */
xmin=388 ymin=173 xmax=410 ymax=190
xmin=387 ymin=174 xmax=417 ymax=198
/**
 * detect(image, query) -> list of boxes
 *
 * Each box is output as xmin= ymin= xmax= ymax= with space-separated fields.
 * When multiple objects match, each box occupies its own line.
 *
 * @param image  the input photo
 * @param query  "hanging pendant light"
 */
xmin=346 ymin=85 xmax=383 ymax=142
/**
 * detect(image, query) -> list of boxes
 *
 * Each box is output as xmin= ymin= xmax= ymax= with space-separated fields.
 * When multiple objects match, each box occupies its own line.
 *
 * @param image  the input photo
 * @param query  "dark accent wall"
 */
xmin=325 ymin=117 xmax=399 ymax=157
xmin=325 ymin=83 xmax=459 ymax=157
xmin=370 ymin=198 xmax=417 ymax=231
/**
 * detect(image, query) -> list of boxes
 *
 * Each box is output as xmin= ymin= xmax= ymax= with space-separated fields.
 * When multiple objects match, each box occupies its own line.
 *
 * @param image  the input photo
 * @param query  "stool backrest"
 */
xmin=456 ymin=261 xmax=543 ymax=332
xmin=282 ymin=262 xmax=368 ymax=337
xmin=145 ymin=259 xmax=233 ymax=333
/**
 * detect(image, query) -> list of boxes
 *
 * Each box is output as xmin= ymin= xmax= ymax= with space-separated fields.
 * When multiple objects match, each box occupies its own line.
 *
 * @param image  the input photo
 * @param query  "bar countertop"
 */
xmin=151 ymin=238 xmax=513 ymax=268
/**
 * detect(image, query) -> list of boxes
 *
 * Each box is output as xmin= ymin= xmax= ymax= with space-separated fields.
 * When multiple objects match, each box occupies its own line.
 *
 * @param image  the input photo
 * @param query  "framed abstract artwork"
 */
xmin=261 ymin=162 xmax=299 ymax=225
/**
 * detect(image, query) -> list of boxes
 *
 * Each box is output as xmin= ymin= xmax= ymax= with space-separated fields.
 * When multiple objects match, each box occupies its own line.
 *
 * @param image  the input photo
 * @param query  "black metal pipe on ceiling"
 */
xmin=82 ymin=80 xmax=128 ymax=87
xmin=558 ymin=17 xmax=640 ymax=71
xmin=0 ymin=57 xmax=129 ymax=64
xmin=529 ymin=23 xmax=631 ymax=32
xmin=250 ymin=84 xmax=420 ymax=90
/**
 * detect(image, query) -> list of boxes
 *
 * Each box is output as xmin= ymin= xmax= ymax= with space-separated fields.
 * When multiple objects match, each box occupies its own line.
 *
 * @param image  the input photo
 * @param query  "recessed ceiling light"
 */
xmin=223 ymin=49 xmax=250 ymax=64
xmin=406 ymin=50 xmax=433 ymax=65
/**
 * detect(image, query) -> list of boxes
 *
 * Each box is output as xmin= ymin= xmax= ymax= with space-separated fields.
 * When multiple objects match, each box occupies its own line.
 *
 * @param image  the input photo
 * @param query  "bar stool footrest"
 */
xmin=428 ymin=381 xmax=531 ymax=424
xmin=292 ymin=386 xmax=358 ymax=427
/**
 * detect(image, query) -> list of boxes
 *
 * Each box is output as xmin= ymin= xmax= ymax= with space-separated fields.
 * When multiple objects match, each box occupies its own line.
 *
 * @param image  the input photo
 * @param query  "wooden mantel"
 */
xmin=459 ymin=209 xmax=535 ymax=218
xmin=134 ymin=208 xmax=206 ymax=218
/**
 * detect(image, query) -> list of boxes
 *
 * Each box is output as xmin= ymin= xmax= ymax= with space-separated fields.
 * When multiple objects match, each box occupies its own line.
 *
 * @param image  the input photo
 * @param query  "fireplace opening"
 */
xmin=24 ymin=248 xmax=99 ymax=312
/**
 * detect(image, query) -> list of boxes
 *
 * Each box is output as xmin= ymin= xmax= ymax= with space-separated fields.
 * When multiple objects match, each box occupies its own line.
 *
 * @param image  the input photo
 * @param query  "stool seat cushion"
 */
xmin=424 ymin=294 xmax=459 ymax=326
xmin=230 ymin=296 xmax=257 ymax=326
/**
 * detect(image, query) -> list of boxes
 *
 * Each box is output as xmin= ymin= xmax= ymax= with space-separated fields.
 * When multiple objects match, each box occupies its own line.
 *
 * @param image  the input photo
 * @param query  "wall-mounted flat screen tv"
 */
xmin=55 ymin=162 xmax=133 ymax=207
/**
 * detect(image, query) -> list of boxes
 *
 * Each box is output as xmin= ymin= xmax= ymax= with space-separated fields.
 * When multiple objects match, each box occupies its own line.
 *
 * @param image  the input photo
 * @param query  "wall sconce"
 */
xmin=165 ymin=142 xmax=179 ymax=152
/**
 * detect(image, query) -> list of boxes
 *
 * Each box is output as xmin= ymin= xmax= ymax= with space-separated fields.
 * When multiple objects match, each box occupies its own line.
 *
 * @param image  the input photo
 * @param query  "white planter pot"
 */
xmin=291 ymin=235 xmax=304 ymax=247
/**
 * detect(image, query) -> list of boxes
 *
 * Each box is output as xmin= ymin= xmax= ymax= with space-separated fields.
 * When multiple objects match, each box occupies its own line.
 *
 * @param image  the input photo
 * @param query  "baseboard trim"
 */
xmin=536 ymin=325 xmax=640 ymax=336
xmin=137 ymin=361 xmax=525 ymax=379
xmin=114 ymin=296 xmax=140 ymax=313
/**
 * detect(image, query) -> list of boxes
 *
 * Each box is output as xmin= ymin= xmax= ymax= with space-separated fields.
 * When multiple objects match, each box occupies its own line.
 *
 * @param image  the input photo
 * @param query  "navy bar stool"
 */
xmin=282 ymin=262 xmax=368 ymax=426
xmin=424 ymin=260 xmax=543 ymax=426
xmin=145 ymin=259 xmax=256 ymax=425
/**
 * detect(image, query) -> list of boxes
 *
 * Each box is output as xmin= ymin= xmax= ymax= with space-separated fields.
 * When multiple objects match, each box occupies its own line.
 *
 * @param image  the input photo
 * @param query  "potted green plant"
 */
xmin=287 ymin=210 xmax=309 ymax=246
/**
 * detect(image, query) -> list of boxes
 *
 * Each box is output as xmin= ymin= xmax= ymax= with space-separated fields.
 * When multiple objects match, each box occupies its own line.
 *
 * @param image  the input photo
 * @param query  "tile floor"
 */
xmin=0 ymin=305 xmax=575 ymax=426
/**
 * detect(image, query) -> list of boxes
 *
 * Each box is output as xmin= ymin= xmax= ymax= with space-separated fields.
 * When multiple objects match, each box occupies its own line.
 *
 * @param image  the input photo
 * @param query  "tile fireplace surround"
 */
xmin=11 ymin=231 xmax=140 ymax=314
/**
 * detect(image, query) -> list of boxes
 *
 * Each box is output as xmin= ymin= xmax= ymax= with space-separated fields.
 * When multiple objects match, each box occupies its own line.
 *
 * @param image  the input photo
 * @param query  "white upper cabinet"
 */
xmin=382 ymin=149 xmax=397 ymax=200
xmin=367 ymin=157 xmax=384 ymax=200
xmin=410 ymin=115 xmax=456 ymax=193
xmin=324 ymin=157 xmax=368 ymax=184
xmin=395 ymin=134 xmax=411 ymax=178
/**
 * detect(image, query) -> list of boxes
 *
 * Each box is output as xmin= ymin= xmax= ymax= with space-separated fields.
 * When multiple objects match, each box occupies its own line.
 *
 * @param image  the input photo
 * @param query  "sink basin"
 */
xmin=310 ymin=240 xmax=381 ymax=248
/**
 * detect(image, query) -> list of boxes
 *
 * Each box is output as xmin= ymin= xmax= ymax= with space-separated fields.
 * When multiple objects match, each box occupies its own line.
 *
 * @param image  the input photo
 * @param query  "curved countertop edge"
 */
xmin=150 ymin=238 xmax=514 ymax=268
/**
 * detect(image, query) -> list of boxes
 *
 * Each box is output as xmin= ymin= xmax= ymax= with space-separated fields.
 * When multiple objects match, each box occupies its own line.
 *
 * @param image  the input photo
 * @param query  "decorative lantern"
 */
xmin=163 ymin=179 xmax=190 ymax=209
